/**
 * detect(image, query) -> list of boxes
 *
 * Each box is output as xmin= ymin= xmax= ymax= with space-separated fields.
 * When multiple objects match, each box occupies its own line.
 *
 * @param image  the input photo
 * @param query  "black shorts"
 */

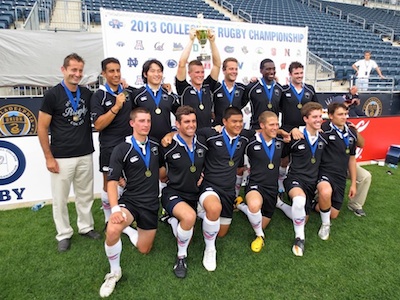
xmin=161 ymin=187 xmax=198 ymax=216
xmin=199 ymin=181 xmax=235 ymax=219
xmin=245 ymin=183 xmax=278 ymax=218
xmin=99 ymin=146 xmax=114 ymax=173
xmin=118 ymin=197 xmax=158 ymax=230
xmin=317 ymin=173 xmax=346 ymax=210
xmin=284 ymin=176 xmax=316 ymax=215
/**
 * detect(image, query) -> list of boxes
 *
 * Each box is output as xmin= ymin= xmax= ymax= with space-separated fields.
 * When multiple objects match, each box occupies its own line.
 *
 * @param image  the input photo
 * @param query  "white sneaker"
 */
xmin=99 ymin=271 xmax=122 ymax=298
xmin=318 ymin=223 xmax=331 ymax=241
xmin=202 ymin=249 xmax=217 ymax=271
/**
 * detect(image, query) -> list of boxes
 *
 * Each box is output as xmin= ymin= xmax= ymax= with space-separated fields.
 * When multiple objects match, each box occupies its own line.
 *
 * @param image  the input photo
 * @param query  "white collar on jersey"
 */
xmin=256 ymin=132 xmax=274 ymax=146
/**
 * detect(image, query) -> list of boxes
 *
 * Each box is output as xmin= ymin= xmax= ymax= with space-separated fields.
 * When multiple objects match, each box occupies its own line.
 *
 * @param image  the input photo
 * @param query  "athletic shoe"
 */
xmin=159 ymin=209 xmax=170 ymax=223
xmin=202 ymin=249 xmax=217 ymax=271
xmin=251 ymin=236 xmax=265 ymax=253
xmin=292 ymin=238 xmax=305 ymax=257
xmin=348 ymin=205 xmax=366 ymax=217
xmin=234 ymin=196 xmax=243 ymax=208
xmin=173 ymin=257 xmax=187 ymax=278
xmin=318 ymin=223 xmax=331 ymax=240
xmin=99 ymin=271 xmax=122 ymax=298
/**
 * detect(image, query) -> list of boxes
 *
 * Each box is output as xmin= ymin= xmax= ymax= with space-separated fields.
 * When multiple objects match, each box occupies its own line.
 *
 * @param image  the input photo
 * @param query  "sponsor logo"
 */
xmin=363 ymin=97 xmax=382 ymax=117
xmin=135 ymin=76 xmax=144 ymax=85
xmin=241 ymin=46 xmax=248 ymax=54
xmin=255 ymin=47 xmax=264 ymax=54
xmin=116 ymin=41 xmax=125 ymax=47
xmin=130 ymin=156 xmax=139 ymax=163
xmin=172 ymin=153 xmax=181 ymax=159
xmin=166 ymin=59 xmax=177 ymax=68
xmin=109 ymin=19 xmax=123 ymax=29
xmin=127 ymin=57 xmax=138 ymax=67
xmin=134 ymin=40 xmax=144 ymax=50
xmin=0 ymin=104 xmax=37 ymax=136
xmin=154 ymin=42 xmax=164 ymax=51
xmin=173 ymin=42 xmax=183 ymax=51
xmin=224 ymin=46 xmax=234 ymax=53
xmin=0 ymin=141 xmax=26 ymax=185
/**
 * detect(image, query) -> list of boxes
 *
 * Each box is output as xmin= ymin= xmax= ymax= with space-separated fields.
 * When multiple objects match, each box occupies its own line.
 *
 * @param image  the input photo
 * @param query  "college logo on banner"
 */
xmin=0 ymin=141 xmax=26 ymax=185
xmin=0 ymin=104 xmax=37 ymax=136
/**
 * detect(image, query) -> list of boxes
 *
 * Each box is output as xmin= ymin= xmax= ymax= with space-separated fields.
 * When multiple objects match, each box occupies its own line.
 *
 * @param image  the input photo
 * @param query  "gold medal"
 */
xmin=297 ymin=103 xmax=302 ymax=109
xmin=190 ymin=165 xmax=197 ymax=173
xmin=267 ymin=103 xmax=273 ymax=109
xmin=228 ymin=160 xmax=234 ymax=167
xmin=311 ymin=157 xmax=316 ymax=164
xmin=199 ymin=104 xmax=204 ymax=110
xmin=268 ymin=163 xmax=274 ymax=170
xmin=145 ymin=170 xmax=152 ymax=177
xmin=346 ymin=148 xmax=350 ymax=154
xmin=155 ymin=108 xmax=162 ymax=114
xmin=73 ymin=115 xmax=79 ymax=122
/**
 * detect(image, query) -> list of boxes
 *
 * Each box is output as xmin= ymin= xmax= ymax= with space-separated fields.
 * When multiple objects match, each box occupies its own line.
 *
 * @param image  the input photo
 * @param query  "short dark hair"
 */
xmin=101 ymin=57 xmax=120 ymax=71
xmin=142 ymin=59 xmax=164 ymax=83
xmin=175 ymin=105 xmax=196 ymax=123
xmin=328 ymin=102 xmax=348 ymax=115
xmin=223 ymin=106 xmax=242 ymax=121
xmin=63 ymin=53 xmax=84 ymax=68
xmin=260 ymin=58 xmax=274 ymax=70
xmin=130 ymin=107 xmax=151 ymax=121
xmin=288 ymin=61 xmax=303 ymax=74
xmin=222 ymin=57 xmax=238 ymax=71
xmin=301 ymin=102 xmax=323 ymax=118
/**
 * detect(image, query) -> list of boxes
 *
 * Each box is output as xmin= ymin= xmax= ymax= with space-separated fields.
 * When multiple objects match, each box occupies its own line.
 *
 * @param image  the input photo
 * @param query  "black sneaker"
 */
xmin=159 ymin=209 xmax=171 ymax=223
xmin=292 ymin=237 xmax=305 ymax=257
xmin=173 ymin=257 xmax=187 ymax=278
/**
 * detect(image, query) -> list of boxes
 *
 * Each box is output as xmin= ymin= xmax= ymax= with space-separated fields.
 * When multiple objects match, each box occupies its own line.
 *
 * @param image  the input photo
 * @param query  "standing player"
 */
xmin=276 ymin=102 xmax=328 ymax=256
xmin=38 ymin=53 xmax=100 ymax=252
xmin=243 ymin=58 xmax=284 ymax=129
xmin=176 ymin=28 xmax=221 ymax=128
xmin=160 ymin=106 xmax=208 ymax=278
xmin=315 ymin=102 xmax=358 ymax=240
xmin=129 ymin=59 xmax=180 ymax=141
xmin=90 ymin=57 xmax=137 ymax=244
xmin=236 ymin=111 xmax=286 ymax=252
xmin=99 ymin=107 xmax=162 ymax=298
xmin=197 ymin=107 xmax=248 ymax=271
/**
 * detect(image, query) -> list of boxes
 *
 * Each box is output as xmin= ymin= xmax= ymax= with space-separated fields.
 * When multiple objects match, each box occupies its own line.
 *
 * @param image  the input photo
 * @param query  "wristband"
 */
xmin=111 ymin=206 xmax=121 ymax=214
xmin=110 ymin=108 xmax=117 ymax=115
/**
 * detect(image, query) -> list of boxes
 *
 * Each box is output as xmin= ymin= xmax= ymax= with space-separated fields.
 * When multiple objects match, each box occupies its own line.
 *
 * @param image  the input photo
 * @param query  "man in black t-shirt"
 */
xmin=99 ymin=107 xmax=162 ymax=298
xmin=38 ymin=53 xmax=100 ymax=253
xmin=160 ymin=106 xmax=208 ymax=278
xmin=175 ymin=28 xmax=221 ymax=128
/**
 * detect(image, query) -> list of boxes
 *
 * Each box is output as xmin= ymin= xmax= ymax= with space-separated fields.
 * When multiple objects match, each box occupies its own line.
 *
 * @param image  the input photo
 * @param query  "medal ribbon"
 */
xmin=61 ymin=80 xmax=80 ymax=112
xmin=290 ymin=83 xmax=304 ymax=107
xmin=332 ymin=124 xmax=350 ymax=150
xmin=131 ymin=137 xmax=151 ymax=171
xmin=105 ymin=83 xmax=123 ymax=96
xmin=222 ymin=80 xmax=236 ymax=106
xmin=222 ymin=128 xmax=240 ymax=162
xmin=176 ymin=134 xmax=196 ymax=166
xmin=195 ymin=87 xmax=203 ymax=106
xmin=146 ymin=85 xmax=162 ymax=108
xmin=258 ymin=133 xmax=275 ymax=163
xmin=261 ymin=78 xmax=274 ymax=104
xmin=303 ymin=128 xmax=318 ymax=158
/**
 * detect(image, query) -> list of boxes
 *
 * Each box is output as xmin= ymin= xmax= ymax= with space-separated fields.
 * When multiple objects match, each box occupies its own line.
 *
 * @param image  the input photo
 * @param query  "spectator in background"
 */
xmin=332 ymin=86 xmax=366 ymax=117
xmin=352 ymin=51 xmax=384 ymax=91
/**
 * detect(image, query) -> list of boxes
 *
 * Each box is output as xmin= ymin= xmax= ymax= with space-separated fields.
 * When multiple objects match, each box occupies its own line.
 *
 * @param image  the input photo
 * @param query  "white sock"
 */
xmin=202 ymin=216 xmax=220 ymax=251
xmin=276 ymin=198 xmax=293 ymax=219
xmin=159 ymin=181 xmax=167 ymax=198
xmin=122 ymin=226 xmax=138 ymax=247
xmin=279 ymin=166 xmax=287 ymax=179
xmin=320 ymin=209 xmax=331 ymax=225
xmin=101 ymin=190 xmax=111 ymax=222
xmin=292 ymin=196 xmax=306 ymax=240
xmin=105 ymin=239 xmax=122 ymax=274
xmin=177 ymin=223 xmax=193 ymax=258
xmin=235 ymin=175 xmax=243 ymax=197
xmin=247 ymin=209 xmax=264 ymax=237
xmin=278 ymin=167 xmax=287 ymax=192
xmin=168 ymin=217 xmax=179 ymax=238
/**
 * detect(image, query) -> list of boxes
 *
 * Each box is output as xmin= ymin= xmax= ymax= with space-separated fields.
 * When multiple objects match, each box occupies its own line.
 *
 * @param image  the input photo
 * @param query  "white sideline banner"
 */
xmin=0 ymin=134 xmax=103 ymax=209
xmin=100 ymin=9 xmax=308 ymax=87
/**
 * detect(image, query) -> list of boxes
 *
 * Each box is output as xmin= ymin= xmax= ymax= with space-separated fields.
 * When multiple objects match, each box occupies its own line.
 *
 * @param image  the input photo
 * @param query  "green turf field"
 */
xmin=1 ymin=165 xmax=399 ymax=299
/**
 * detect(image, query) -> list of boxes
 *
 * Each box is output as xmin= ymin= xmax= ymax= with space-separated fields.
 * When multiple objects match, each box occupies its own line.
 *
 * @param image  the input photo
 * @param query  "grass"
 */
xmin=1 ymin=165 xmax=399 ymax=300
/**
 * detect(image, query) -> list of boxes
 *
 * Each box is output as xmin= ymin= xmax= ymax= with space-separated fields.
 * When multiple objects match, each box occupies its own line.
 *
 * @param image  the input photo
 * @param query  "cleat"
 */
xmin=202 ymin=249 xmax=217 ymax=271
xmin=159 ymin=209 xmax=171 ymax=223
xmin=99 ymin=271 xmax=122 ymax=298
xmin=318 ymin=223 xmax=331 ymax=240
xmin=173 ymin=257 xmax=187 ymax=278
xmin=292 ymin=237 xmax=305 ymax=257
xmin=348 ymin=205 xmax=366 ymax=217
xmin=251 ymin=236 xmax=265 ymax=253
xmin=234 ymin=196 xmax=244 ymax=210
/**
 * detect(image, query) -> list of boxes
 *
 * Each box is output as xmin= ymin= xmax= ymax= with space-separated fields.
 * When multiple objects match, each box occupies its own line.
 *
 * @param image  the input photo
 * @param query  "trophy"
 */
xmin=196 ymin=13 xmax=211 ymax=61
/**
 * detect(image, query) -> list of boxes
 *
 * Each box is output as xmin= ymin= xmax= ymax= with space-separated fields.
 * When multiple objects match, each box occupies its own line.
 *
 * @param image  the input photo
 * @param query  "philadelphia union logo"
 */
xmin=0 ymin=141 xmax=26 ymax=185
xmin=362 ymin=97 xmax=383 ymax=117
xmin=0 ymin=104 xmax=37 ymax=136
